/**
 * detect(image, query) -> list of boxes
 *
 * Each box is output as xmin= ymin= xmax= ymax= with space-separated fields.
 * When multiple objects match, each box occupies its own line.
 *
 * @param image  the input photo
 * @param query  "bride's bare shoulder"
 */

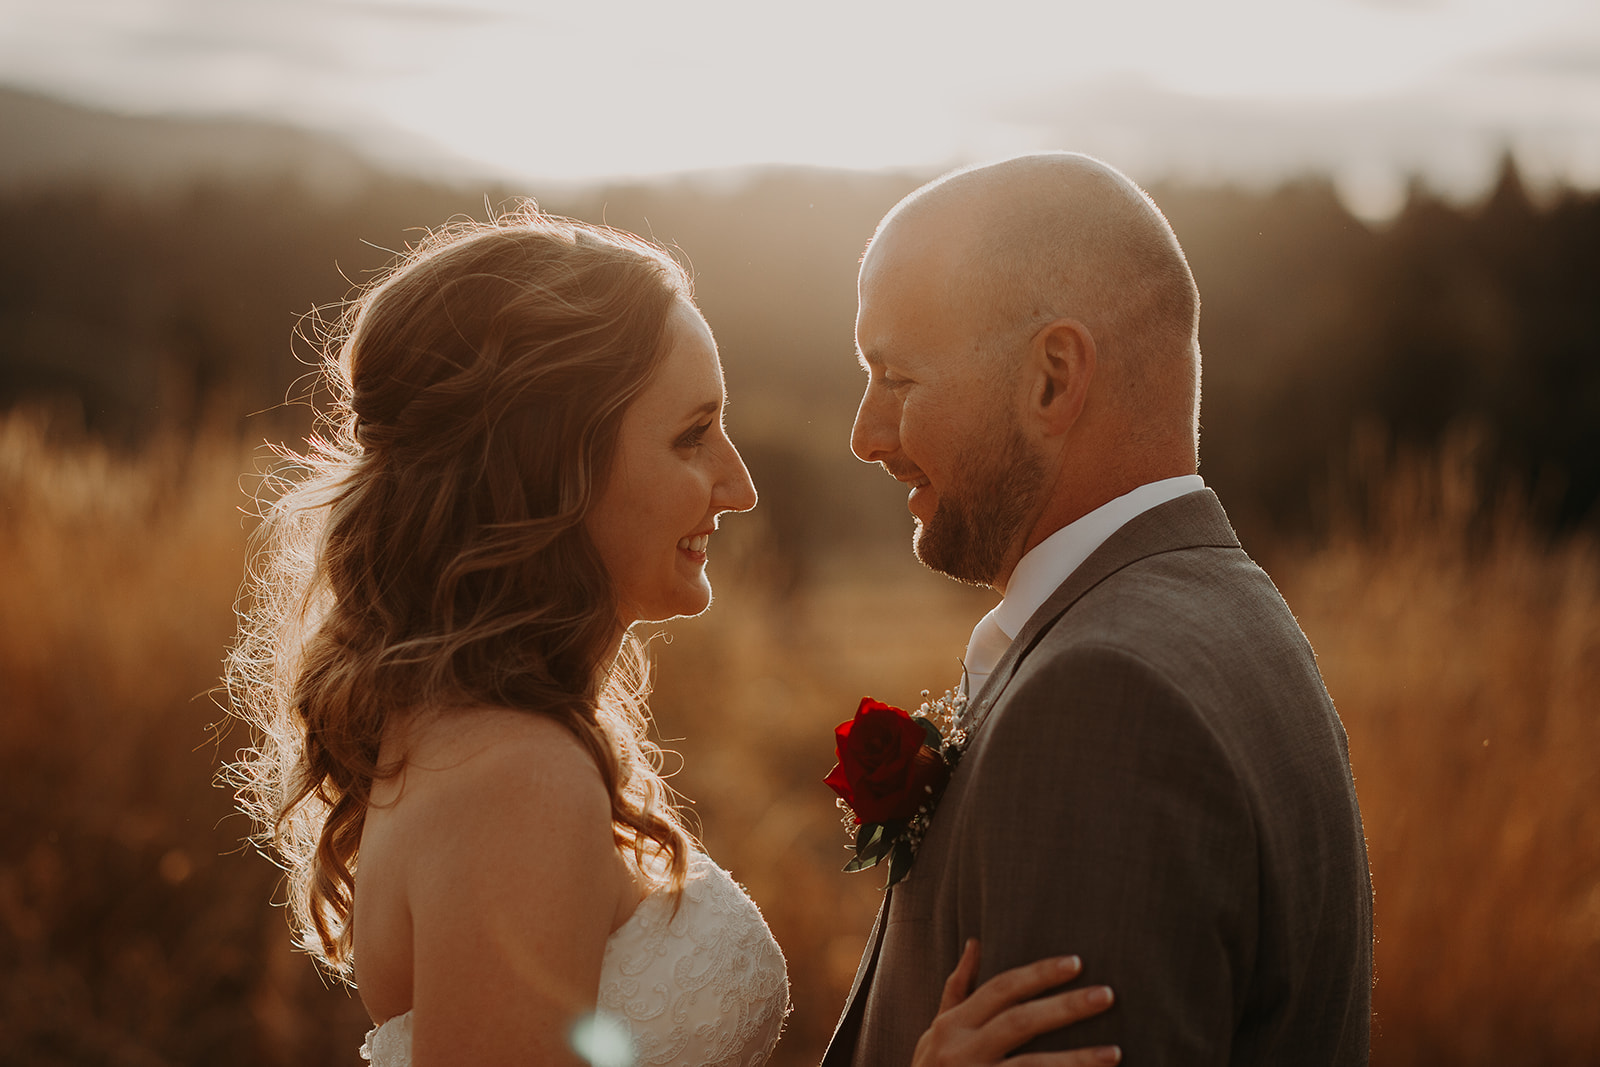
xmin=355 ymin=705 xmax=624 ymax=1014
xmin=375 ymin=706 xmax=610 ymax=838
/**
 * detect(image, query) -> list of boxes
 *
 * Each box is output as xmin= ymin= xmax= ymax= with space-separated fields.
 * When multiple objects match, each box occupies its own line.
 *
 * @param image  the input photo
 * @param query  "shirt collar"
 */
xmin=992 ymin=474 xmax=1206 ymax=640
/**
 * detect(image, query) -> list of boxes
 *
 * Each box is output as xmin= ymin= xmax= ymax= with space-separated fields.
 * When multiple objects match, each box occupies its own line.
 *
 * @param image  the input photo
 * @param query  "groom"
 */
xmin=824 ymin=154 xmax=1373 ymax=1064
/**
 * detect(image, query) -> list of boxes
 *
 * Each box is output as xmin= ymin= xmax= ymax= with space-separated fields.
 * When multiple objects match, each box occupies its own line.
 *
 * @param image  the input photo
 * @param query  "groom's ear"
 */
xmin=1027 ymin=318 xmax=1095 ymax=435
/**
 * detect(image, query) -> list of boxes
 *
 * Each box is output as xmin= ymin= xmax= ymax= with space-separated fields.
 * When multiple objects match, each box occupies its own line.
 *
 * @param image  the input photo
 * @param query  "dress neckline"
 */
xmin=365 ymin=853 xmax=703 ymax=1038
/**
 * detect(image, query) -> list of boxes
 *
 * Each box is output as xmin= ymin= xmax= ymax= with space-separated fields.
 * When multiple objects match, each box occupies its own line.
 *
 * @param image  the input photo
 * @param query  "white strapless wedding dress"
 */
xmin=359 ymin=852 xmax=790 ymax=1067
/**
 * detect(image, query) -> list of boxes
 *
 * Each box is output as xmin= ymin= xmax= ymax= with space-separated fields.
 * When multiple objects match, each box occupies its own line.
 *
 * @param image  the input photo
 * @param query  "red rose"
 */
xmin=824 ymin=697 xmax=951 ymax=826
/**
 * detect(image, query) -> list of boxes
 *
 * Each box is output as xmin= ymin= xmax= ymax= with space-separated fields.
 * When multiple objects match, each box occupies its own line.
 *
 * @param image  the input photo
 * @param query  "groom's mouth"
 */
xmin=904 ymin=479 xmax=934 ymax=516
xmin=878 ymin=461 xmax=932 ymax=514
xmin=881 ymin=459 xmax=922 ymax=482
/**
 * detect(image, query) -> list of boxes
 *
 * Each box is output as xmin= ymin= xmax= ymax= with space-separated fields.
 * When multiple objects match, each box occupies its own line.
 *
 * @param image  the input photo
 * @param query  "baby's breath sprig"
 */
xmin=915 ymin=688 xmax=970 ymax=764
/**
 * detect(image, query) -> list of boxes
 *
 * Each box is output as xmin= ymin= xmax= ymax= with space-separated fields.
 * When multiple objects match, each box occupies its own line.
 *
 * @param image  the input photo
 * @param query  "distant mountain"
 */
xmin=0 ymin=84 xmax=465 ymax=200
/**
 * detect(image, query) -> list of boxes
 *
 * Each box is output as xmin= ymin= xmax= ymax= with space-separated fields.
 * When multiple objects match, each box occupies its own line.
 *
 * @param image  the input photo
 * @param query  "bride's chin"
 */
xmin=644 ymin=589 xmax=716 ymax=626
xmin=651 ymin=603 xmax=715 ymax=626
xmin=684 ymin=584 xmax=716 ymax=619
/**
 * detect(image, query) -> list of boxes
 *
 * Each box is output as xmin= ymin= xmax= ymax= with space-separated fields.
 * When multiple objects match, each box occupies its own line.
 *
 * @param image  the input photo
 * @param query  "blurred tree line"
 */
xmin=2 ymin=133 xmax=1596 ymax=571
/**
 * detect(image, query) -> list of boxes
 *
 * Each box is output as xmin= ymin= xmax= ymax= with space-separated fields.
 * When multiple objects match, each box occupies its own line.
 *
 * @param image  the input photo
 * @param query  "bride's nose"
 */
xmin=714 ymin=440 xmax=758 ymax=515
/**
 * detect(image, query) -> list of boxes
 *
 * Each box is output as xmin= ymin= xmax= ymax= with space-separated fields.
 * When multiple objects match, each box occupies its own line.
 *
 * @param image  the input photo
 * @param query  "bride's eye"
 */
xmin=676 ymin=422 xmax=713 ymax=449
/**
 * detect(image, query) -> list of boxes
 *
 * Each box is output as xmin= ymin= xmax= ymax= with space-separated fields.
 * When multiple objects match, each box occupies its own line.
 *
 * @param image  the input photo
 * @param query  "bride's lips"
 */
xmin=677 ymin=531 xmax=711 ymax=562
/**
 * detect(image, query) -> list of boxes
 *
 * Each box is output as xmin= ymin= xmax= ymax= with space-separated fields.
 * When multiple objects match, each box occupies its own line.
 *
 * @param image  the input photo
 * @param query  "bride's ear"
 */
xmin=1027 ymin=318 xmax=1095 ymax=436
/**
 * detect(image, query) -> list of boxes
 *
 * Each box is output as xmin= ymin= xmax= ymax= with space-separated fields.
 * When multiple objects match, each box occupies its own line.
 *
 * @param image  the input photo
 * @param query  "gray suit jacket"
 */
xmin=822 ymin=490 xmax=1372 ymax=1065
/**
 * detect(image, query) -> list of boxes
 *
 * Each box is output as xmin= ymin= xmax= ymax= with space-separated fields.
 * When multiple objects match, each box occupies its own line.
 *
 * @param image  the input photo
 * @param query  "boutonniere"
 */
xmin=824 ymin=691 xmax=968 ymax=887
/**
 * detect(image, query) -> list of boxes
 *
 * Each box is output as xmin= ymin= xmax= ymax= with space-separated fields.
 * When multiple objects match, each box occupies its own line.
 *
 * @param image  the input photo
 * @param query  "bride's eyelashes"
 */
xmin=676 ymin=421 xmax=714 ymax=450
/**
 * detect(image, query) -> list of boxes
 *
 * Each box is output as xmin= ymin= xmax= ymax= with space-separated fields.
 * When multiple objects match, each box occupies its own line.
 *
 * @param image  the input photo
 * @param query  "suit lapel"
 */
xmin=821 ymin=887 xmax=893 ymax=1066
xmin=961 ymin=490 xmax=1238 ymax=738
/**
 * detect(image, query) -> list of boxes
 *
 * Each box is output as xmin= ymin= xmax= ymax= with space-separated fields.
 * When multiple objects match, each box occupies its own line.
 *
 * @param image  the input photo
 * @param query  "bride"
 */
xmin=226 ymin=210 xmax=1117 ymax=1066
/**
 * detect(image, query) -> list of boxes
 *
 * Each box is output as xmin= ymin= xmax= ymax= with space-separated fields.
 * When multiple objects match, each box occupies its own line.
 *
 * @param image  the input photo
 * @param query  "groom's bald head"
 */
xmin=851 ymin=152 xmax=1203 ymax=588
xmin=864 ymin=152 xmax=1201 ymax=453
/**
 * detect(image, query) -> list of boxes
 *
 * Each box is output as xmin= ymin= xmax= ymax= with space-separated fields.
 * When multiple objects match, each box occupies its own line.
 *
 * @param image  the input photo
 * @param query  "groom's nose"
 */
xmin=850 ymin=385 xmax=897 ymax=464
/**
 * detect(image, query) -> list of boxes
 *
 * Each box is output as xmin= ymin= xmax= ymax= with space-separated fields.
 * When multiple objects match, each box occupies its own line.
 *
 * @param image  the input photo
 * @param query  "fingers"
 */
xmin=936 ymin=937 xmax=982 ymax=1014
xmin=973 ymin=983 xmax=1117 ymax=1062
xmin=958 ymin=953 xmax=1085 ymax=1026
xmin=920 ymin=945 xmax=1119 ymax=1067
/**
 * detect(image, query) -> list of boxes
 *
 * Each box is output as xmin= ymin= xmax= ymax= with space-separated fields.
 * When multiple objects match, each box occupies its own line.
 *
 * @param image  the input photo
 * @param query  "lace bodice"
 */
xmin=360 ymin=852 xmax=789 ymax=1067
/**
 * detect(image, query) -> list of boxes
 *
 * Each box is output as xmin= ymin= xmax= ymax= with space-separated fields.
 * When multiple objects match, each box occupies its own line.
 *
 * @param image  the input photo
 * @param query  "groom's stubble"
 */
xmin=911 ymin=410 xmax=1044 ymax=588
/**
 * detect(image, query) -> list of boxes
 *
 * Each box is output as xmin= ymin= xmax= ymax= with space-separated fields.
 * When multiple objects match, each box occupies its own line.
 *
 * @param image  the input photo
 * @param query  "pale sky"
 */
xmin=2 ymin=0 xmax=1599 ymax=220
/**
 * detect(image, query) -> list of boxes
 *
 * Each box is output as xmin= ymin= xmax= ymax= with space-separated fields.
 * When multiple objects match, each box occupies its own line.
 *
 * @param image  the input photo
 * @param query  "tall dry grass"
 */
xmin=1276 ymin=432 xmax=1600 ymax=1064
xmin=1 ymin=411 xmax=1596 ymax=1065
xmin=0 ymin=412 xmax=372 ymax=1066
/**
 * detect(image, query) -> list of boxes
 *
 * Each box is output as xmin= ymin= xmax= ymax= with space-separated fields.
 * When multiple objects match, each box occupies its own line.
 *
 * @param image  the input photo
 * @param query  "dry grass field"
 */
xmin=2 ymin=411 xmax=1597 ymax=1066
xmin=1276 ymin=433 xmax=1600 ymax=1064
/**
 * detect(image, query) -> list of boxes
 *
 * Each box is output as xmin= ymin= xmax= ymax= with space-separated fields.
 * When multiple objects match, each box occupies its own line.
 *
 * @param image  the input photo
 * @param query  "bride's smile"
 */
xmin=677 ymin=531 xmax=712 ymax=557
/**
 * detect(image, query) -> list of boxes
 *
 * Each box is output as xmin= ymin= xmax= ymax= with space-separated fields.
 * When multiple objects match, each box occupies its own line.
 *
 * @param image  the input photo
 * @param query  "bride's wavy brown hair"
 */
xmin=225 ymin=208 xmax=694 ymax=978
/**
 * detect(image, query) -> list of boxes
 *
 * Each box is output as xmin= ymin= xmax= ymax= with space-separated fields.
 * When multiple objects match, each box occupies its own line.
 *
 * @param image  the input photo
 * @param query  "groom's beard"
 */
xmin=913 ymin=419 xmax=1043 ymax=588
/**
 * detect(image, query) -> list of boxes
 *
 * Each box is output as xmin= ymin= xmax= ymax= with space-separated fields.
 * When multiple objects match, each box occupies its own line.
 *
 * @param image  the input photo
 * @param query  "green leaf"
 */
xmin=843 ymin=853 xmax=884 ymax=874
xmin=856 ymin=834 xmax=891 ymax=866
xmin=915 ymin=716 xmax=943 ymax=749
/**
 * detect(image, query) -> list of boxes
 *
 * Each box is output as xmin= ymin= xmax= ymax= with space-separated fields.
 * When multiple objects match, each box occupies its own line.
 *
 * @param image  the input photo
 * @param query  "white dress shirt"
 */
xmin=961 ymin=475 xmax=1206 ymax=697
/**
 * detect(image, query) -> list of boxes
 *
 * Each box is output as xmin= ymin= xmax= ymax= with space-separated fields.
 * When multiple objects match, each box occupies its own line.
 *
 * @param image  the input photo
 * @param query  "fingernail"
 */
xmin=1089 ymin=985 xmax=1114 ymax=1006
xmin=1057 ymin=954 xmax=1081 ymax=975
xmin=1096 ymin=1046 xmax=1122 ymax=1065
